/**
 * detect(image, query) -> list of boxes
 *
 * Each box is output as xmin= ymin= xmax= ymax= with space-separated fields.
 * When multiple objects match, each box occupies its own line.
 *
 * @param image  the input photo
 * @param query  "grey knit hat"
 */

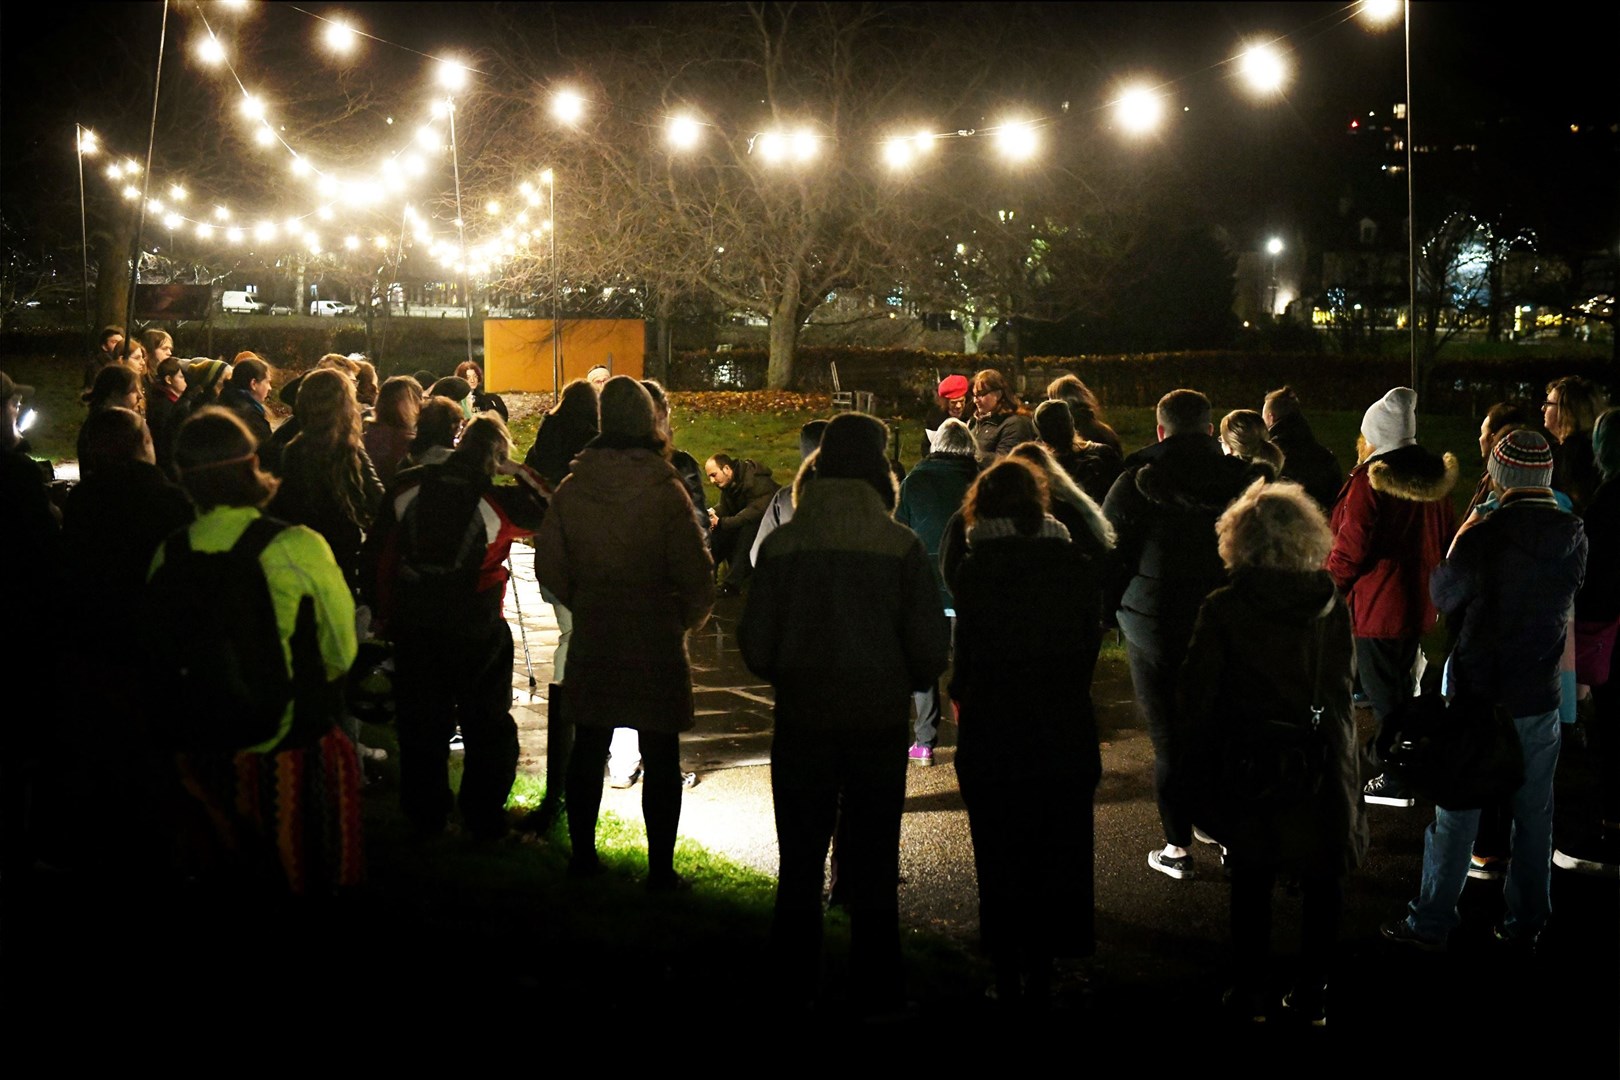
xmin=1361 ymin=387 xmax=1418 ymax=450
xmin=1487 ymin=429 xmax=1554 ymax=491
xmin=598 ymin=375 xmax=656 ymax=439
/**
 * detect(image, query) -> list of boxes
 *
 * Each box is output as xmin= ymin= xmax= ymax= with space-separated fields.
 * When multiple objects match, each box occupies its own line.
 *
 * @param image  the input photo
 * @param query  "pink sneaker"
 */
xmin=908 ymin=743 xmax=934 ymax=767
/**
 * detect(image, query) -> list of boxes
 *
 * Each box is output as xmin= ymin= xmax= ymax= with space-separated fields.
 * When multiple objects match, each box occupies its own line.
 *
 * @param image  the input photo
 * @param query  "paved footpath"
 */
xmin=499 ymin=542 xmax=1619 ymax=1048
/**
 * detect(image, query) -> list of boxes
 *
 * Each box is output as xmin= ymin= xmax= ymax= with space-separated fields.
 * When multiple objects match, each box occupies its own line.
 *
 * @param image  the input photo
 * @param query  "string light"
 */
xmin=1238 ymin=42 xmax=1288 ymax=94
xmin=667 ymin=113 xmax=702 ymax=150
xmin=552 ymin=90 xmax=585 ymax=125
xmin=993 ymin=120 xmax=1038 ymax=160
xmin=197 ymin=33 xmax=226 ymax=65
xmin=1113 ymin=85 xmax=1165 ymax=134
xmin=323 ymin=18 xmax=359 ymax=55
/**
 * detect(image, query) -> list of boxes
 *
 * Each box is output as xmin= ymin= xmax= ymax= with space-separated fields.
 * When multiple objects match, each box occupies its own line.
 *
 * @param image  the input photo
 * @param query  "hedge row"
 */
xmin=666 ymin=346 xmax=1615 ymax=415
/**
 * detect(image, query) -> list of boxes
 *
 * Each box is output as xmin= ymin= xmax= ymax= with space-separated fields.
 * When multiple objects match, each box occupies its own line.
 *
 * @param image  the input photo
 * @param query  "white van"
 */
xmin=310 ymin=299 xmax=355 ymax=317
xmin=222 ymin=290 xmax=267 ymax=314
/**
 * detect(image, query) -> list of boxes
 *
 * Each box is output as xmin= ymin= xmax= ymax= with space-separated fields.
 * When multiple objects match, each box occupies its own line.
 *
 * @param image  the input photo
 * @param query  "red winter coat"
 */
xmin=1326 ymin=445 xmax=1458 ymax=639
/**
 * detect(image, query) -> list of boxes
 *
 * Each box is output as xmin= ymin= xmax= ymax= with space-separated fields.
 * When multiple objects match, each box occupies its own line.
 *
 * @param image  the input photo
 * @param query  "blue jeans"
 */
xmin=1407 ymin=708 xmax=1561 ymax=941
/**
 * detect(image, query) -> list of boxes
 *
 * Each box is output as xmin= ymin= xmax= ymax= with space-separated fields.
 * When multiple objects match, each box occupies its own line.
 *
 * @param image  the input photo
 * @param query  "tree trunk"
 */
xmin=92 ymin=222 xmax=134 ymax=333
xmin=767 ymin=286 xmax=801 ymax=389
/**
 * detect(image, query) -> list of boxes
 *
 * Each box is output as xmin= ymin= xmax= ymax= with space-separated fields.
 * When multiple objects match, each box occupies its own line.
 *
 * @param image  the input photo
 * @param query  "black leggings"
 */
xmin=566 ymin=726 xmax=682 ymax=875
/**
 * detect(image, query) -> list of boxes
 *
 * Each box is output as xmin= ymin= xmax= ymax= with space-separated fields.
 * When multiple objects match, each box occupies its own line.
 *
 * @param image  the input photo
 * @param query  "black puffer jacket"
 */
xmin=969 ymin=410 xmax=1036 ymax=461
xmin=1268 ymin=410 xmax=1343 ymax=512
xmin=1102 ymin=433 xmax=1266 ymax=634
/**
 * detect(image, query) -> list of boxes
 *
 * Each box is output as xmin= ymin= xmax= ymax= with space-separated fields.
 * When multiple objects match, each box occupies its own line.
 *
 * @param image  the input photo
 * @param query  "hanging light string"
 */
xmin=91 ymin=0 xmax=1390 ymax=269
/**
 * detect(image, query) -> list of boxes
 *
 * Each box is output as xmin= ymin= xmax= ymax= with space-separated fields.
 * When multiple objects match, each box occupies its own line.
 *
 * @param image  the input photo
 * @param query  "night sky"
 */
xmin=3 ymin=2 xmax=1613 ymax=255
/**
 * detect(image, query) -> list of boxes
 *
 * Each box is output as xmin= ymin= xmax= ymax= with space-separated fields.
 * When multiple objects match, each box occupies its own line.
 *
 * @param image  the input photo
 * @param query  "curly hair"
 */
xmin=1216 ymin=479 xmax=1331 ymax=573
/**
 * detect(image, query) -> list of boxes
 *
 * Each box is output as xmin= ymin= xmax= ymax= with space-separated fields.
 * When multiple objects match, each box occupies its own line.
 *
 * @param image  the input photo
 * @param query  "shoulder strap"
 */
xmin=233 ymin=514 xmax=288 ymax=561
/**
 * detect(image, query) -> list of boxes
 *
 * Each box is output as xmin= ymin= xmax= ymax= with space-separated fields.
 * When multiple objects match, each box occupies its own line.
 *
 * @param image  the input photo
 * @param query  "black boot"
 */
xmin=519 ymin=684 xmax=571 ymax=835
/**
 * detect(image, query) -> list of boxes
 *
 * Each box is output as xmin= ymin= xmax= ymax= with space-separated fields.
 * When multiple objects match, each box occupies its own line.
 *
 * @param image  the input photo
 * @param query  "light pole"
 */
xmin=542 ymin=168 xmax=559 ymax=396
xmin=438 ymin=59 xmax=473 ymax=365
xmin=1267 ymin=236 xmax=1284 ymax=318
xmin=75 ymin=124 xmax=97 ymax=338
xmin=1360 ymin=0 xmax=1417 ymax=388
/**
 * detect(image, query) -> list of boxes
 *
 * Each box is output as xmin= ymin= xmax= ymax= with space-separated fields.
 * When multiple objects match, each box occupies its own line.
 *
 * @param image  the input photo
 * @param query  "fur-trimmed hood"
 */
xmin=1364 ymin=444 xmax=1459 ymax=503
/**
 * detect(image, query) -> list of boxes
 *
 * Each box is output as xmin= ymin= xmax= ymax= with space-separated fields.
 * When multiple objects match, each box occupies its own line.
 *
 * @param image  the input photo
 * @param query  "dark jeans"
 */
xmin=394 ymin=620 xmax=519 ymax=837
xmin=567 ymin=725 xmax=682 ymax=876
xmin=770 ymin=721 xmax=909 ymax=1011
xmin=1229 ymin=858 xmax=1343 ymax=993
xmin=1123 ymin=619 xmax=1194 ymax=848
xmin=1354 ymin=635 xmax=1420 ymax=727
xmin=711 ymin=518 xmax=763 ymax=587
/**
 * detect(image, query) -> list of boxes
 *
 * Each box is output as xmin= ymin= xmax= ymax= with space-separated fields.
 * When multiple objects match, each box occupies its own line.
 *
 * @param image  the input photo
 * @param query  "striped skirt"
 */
xmin=177 ymin=726 xmax=366 ymax=896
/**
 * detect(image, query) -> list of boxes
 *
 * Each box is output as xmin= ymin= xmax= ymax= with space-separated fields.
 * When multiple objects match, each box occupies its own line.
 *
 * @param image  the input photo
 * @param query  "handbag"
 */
xmin=1221 ymin=618 xmax=1331 ymax=809
xmin=1376 ymin=689 xmax=1523 ymax=810
xmin=1376 ymin=545 xmax=1524 ymax=810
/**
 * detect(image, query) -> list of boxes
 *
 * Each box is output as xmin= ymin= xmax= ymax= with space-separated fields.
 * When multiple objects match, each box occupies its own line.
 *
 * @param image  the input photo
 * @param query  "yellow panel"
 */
xmin=483 ymin=319 xmax=646 ymax=392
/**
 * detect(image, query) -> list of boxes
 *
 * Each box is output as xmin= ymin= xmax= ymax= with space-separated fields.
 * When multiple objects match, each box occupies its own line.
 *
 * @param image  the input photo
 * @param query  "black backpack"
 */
xmin=145 ymin=516 xmax=316 ymax=752
xmin=394 ymin=465 xmax=491 ymax=626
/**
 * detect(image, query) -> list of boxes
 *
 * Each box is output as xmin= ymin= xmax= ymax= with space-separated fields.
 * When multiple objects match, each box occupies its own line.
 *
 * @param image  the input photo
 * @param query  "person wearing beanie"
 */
xmin=704 ymin=450 xmax=780 ymax=597
xmin=896 ymin=415 xmax=981 ymax=764
xmin=186 ymin=358 xmax=230 ymax=405
xmin=532 ymin=375 xmax=715 ymax=887
xmin=920 ymin=373 xmax=971 ymax=459
xmin=750 ymin=418 xmax=829 ymax=567
xmin=1384 ymin=427 xmax=1586 ymax=952
xmin=739 ymin=411 xmax=950 ymax=1016
xmin=1327 ymin=388 xmax=1459 ymax=808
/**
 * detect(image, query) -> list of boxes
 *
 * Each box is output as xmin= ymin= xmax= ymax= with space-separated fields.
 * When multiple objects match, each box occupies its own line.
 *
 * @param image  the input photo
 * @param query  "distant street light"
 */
xmin=541 ymin=169 xmax=561 ymax=394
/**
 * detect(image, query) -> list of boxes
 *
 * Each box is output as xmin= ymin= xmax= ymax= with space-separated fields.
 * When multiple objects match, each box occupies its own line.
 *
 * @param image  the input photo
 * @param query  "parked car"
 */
xmin=269 ymin=302 xmax=294 ymax=316
xmin=222 ymin=290 xmax=268 ymax=314
xmin=309 ymin=299 xmax=355 ymax=317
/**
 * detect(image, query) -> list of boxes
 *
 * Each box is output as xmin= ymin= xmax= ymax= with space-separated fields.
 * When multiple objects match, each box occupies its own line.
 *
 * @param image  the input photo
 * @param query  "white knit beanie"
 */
xmin=1361 ymin=387 xmax=1417 ymax=451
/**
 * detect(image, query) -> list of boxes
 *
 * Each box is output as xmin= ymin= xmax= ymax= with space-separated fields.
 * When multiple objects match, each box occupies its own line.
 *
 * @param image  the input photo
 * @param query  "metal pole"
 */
xmin=1405 ymin=0 xmax=1418 ymax=391
xmin=550 ymin=179 xmax=561 ymax=396
xmin=125 ymin=0 xmax=169 ymax=350
xmin=76 ymin=124 xmax=91 ymax=340
xmin=447 ymin=97 xmax=473 ymax=365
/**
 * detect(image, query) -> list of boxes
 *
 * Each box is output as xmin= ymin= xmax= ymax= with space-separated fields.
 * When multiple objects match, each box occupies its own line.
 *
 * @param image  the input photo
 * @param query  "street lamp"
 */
xmin=1266 ymin=236 xmax=1284 ymax=317
xmin=75 ymin=124 xmax=98 ymax=338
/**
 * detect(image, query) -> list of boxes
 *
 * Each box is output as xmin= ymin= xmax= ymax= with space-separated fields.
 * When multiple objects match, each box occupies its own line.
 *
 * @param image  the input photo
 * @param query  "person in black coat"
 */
xmin=1033 ymin=398 xmax=1123 ymax=505
xmin=1177 ymin=480 xmax=1366 ymax=1025
xmin=950 ymin=457 xmax=1112 ymax=1007
xmin=1102 ymin=388 xmax=1267 ymax=881
xmin=1262 ymin=386 xmax=1343 ymax=512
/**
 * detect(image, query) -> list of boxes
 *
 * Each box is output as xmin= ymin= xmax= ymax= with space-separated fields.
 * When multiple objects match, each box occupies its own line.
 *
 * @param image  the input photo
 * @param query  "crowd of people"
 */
xmin=3 ymin=339 xmax=1616 ymax=1024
